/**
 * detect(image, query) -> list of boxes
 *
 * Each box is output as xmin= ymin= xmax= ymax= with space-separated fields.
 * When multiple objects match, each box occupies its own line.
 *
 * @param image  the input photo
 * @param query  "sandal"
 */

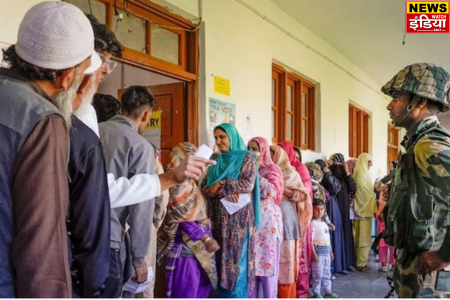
xmin=348 ymin=266 xmax=356 ymax=272
xmin=355 ymin=266 xmax=372 ymax=273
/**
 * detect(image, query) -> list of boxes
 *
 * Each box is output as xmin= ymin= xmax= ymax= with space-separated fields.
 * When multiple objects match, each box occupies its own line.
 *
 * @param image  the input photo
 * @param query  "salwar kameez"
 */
xmin=202 ymin=150 xmax=258 ymax=298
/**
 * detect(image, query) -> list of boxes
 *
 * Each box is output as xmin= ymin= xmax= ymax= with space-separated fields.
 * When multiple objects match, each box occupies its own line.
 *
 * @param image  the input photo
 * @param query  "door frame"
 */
xmin=85 ymin=0 xmax=200 ymax=145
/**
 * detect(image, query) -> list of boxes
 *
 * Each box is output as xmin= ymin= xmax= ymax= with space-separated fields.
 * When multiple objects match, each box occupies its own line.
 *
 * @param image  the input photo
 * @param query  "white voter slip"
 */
xmin=195 ymin=144 xmax=214 ymax=159
xmin=220 ymin=194 xmax=251 ymax=215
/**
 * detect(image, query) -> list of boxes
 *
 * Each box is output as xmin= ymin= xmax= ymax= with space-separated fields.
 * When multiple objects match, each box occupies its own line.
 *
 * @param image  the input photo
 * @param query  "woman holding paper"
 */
xmin=247 ymin=137 xmax=284 ymax=298
xmin=201 ymin=123 xmax=261 ymax=298
xmin=270 ymin=145 xmax=310 ymax=298
xmin=157 ymin=142 xmax=219 ymax=298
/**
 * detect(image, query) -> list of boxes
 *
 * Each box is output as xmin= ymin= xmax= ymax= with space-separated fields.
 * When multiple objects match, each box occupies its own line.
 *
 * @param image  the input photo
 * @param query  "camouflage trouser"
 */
xmin=394 ymin=249 xmax=450 ymax=298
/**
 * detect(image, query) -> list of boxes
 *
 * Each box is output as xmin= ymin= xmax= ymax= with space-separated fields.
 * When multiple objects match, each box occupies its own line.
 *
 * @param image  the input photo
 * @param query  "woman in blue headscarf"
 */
xmin=201 ymin=123 xmax=261 ymax=298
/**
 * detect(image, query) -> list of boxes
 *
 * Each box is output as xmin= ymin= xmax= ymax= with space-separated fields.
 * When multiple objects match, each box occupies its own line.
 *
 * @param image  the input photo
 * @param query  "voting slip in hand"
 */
xmin=220 ymin=193 xmax=251 ymax=215
xmin=195 ymin=144 xmax=214 ymax=159
xmin=122 ymin=266 xmax=154 ymax=294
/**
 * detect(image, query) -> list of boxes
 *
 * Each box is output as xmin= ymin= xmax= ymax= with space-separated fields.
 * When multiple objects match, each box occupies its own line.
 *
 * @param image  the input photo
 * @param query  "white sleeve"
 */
xmin=107 ymin=173 xmax=161 ymax=208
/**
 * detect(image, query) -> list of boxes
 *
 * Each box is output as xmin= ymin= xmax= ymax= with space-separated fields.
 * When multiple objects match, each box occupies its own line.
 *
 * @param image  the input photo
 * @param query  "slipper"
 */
xmin=340 ymin=270 xmax=348 ymax=275
xmin=355 ymin=266 xmax=372 ymax=273
xmin=348 ymin=266 xmax=356 ymax=272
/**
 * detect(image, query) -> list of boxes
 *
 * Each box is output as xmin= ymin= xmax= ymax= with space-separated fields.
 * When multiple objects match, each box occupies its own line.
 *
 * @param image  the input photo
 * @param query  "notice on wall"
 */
xmin=214 ymin=75 xmax=231 ymax=96
xmin=208 ymin=98 xmax=236 ymax=148
xmin=142 ymin=110 xmax=162 ymax=149
xmin=243 ymin=114 xmax=254 ymax=144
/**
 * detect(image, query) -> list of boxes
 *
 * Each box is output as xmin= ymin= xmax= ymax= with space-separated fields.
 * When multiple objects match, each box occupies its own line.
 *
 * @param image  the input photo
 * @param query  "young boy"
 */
xmin=311 ymin=200 xmax=338 ymax=298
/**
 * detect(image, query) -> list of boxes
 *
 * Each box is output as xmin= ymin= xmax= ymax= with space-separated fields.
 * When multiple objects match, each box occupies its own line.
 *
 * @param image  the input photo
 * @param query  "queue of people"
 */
xmin=1 ymin=1 xmax=450 ymax=299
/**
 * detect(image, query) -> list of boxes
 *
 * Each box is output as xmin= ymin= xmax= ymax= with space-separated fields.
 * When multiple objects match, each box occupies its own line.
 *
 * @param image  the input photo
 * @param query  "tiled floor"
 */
xmin=328 ymin=254 xmax=397 ymax=298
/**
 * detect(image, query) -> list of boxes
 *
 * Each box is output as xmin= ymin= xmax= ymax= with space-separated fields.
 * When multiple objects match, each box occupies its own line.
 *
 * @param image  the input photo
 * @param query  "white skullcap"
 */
xmin=85 ymin=52 xmax=102 ymax=75
xmin=15 ymin=1 xmax=94 ymax=70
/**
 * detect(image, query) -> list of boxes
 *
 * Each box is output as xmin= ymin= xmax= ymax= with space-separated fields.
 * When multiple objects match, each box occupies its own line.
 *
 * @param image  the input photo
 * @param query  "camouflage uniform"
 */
xmin=382 ymin=63 xmax=450 ymax=298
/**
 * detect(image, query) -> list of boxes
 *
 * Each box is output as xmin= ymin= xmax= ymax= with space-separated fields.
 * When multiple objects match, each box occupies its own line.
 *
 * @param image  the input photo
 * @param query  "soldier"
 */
xmin=382 ymin=63 xmax=450 ymax=297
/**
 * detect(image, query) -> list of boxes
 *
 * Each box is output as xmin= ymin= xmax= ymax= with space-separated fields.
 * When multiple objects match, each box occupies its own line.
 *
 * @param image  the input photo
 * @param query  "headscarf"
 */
xmin=353 ymin=153 xmax=376 ymax=217
xmin=305 ymin=162 xmax=324 ymax=183
xmin=249 ymin=137 xmax=284 ymax=206
xmin=206 ymin=123 xmax=261 ymax=228
xmin=305 ymin=162 xmax=326 ymax=203
xmin=278 ymin=141 xmax=313 ymax=199
xmin=271 ymin=145 xmax=311 ymax=240
xmin=315 ymin=159 xmax=327 ymax=169
xmin=346 ymin=159 xmax=357 ymax=175
xmin=331 ymin=153 xmax=345 ymax=164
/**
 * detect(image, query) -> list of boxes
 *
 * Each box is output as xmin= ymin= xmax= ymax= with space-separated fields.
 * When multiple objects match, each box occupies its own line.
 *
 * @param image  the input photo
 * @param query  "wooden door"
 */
xmin=148 ymin=83 xmax=185 ymax=167
xmin=387 ymin=124 xmax=399 ymax=170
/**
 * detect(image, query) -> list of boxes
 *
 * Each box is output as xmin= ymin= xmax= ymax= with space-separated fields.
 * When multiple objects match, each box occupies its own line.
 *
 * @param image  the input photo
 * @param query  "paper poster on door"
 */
xmin=142 ymin=110 xmax=162 ymax=149
xmin=208 ymin=98 xmax=236 ymax=148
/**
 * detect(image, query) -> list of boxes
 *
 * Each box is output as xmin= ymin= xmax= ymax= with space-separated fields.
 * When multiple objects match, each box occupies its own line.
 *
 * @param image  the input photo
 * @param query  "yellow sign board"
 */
xmin=214 ymin=75 xmax=230 ymax=96
xmin=146 ymin=110 xmax=162 ymax=129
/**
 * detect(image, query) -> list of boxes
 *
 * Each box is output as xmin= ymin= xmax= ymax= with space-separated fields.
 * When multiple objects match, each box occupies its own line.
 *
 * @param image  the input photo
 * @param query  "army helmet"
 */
xmin=381 ymin=63 xmax=450 ymax=112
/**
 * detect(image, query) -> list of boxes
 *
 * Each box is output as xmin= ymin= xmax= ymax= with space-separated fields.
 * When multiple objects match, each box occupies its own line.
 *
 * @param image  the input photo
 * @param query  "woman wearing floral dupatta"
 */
xmin=278 ymin=141 xmax=313 ymax=298
xmin=270 ymin=145 xmax=310 ymax=298
xmin=247 ymin=137 xmax=284 ymax=298
xmin=157 ymin=142 xmax=219 ymax=298
xmin=201 ymin=123 xmax=261 ymax=298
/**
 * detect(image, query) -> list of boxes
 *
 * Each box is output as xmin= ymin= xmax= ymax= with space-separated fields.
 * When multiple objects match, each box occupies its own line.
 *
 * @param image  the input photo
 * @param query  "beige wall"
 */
xmin=160 ymin=0 xmax=392 ymax=173
xmin=0 ymin=0 xmax=58 ymax=63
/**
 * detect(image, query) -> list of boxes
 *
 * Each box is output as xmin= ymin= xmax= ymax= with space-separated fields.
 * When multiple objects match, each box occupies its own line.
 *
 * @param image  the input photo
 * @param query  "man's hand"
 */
xmin=417 ymin=251 xmax=450 ymax=275
xmin=133 ymin=264 xmax=148 ymax=284
xmin=173 ymin=155 xmax=216 ymax=183
xmin=227 ymin=193 xmax=239 ymax=203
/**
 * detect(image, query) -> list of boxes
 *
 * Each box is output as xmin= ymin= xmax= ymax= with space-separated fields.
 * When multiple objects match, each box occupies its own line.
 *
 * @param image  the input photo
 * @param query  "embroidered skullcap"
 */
xmin=16 ymin=1 xmax=94 ymax=70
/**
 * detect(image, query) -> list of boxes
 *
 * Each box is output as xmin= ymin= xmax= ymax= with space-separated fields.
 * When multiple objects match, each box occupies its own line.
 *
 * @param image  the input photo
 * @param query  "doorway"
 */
xmin=387 ymin=124 xmax=399 ymax=170
xmin=99 ymin=62 xmax=187 ymax=167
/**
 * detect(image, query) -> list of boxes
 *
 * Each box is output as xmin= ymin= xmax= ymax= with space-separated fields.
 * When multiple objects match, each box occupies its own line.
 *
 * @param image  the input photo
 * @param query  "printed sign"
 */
xmin=208 ymin=98 xmax=236 ymax=148
xmin=214 ymin=76 xmax=231 ymax=96
xmin=142 ymin=110 xmax=162 ymax=149
xmin=406 ymin=1 xmax=449 ymax=33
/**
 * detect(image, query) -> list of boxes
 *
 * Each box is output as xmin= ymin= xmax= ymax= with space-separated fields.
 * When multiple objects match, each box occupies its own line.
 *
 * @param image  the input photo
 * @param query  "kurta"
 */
xmin=254 ymin=177 xmax=283 ymax=277
xmin=202 ymin=153 xmax=256 ymax=297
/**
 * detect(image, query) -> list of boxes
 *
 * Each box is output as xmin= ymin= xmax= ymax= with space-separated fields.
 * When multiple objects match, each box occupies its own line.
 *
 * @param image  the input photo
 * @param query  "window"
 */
xmin=64 ymin=0 xmax=197 ymax=80
xmin=387 ymin=124 xmax=399 ymax=170
xmin=272 ymin=63 xmax=316 ymax=150
xmin=349 ymin=104 xmax=370 ymax=158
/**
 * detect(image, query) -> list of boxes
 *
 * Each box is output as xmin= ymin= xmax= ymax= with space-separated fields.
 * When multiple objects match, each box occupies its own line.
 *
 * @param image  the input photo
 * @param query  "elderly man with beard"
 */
xmin=67 ymin=53 xmax=112 ymax=298
xmin=0 ymin=1 xmax=94 ymax=297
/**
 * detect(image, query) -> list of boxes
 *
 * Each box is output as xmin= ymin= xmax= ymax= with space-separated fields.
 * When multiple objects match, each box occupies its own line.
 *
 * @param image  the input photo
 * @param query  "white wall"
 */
xmin=160 ymin=0 xmax=391 ymax=173
xmin=0 ymin=0 xmax=58 ymax=63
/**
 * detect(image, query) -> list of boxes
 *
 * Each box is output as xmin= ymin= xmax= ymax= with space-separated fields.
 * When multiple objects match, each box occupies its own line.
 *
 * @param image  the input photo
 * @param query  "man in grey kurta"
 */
xmin=99 ymin=86 xmax=156 ymax=296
